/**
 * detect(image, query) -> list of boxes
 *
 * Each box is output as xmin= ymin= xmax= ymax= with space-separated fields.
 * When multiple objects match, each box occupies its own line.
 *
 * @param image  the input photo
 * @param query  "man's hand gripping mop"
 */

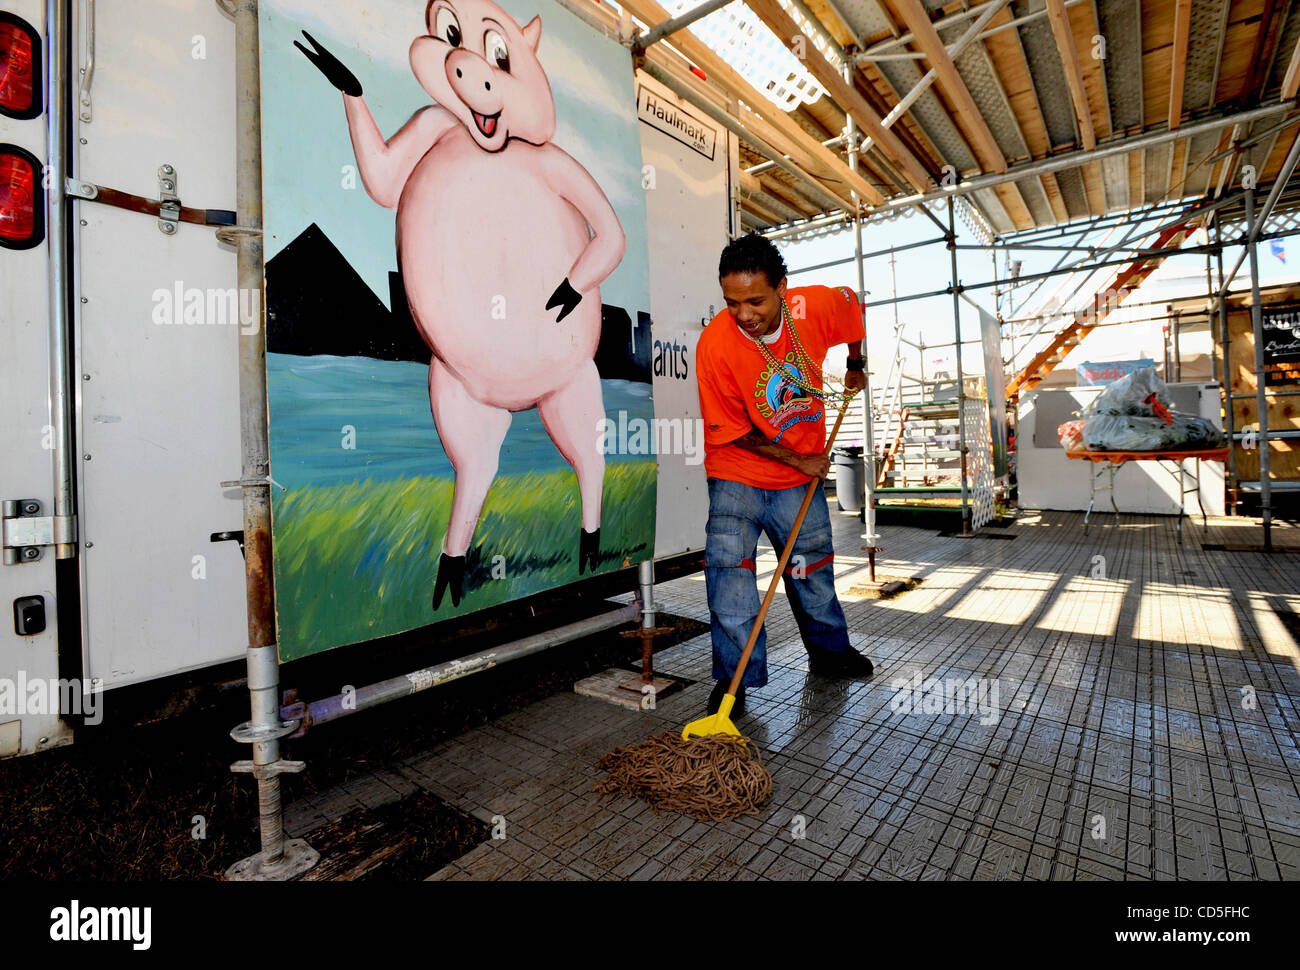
xmin=592 ymin=391 xmax=855 ymax=822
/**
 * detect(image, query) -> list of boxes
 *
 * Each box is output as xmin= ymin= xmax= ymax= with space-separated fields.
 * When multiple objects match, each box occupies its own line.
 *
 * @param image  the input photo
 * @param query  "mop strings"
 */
xmin=591 ymin=732 xmax=773 ymax=822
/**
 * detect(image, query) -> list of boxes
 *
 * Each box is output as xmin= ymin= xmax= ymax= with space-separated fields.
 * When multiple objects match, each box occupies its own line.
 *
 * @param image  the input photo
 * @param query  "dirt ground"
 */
xmin=0 ymin=613 xmax=707 ymax=880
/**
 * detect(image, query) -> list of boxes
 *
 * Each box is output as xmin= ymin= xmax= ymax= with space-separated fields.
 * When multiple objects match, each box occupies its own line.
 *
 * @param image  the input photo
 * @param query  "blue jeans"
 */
xmin=705 ymin=476 xmax=853 ymax=688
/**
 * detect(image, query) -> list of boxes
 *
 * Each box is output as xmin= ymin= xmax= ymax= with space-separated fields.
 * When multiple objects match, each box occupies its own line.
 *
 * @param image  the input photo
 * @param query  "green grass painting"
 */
xmin=270 ymin=462 xmax=657 ymax=659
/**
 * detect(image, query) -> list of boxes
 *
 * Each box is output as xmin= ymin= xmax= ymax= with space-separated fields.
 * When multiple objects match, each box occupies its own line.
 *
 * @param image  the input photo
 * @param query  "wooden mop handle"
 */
xmin=726 ymin=399 xmax=853 ymax=697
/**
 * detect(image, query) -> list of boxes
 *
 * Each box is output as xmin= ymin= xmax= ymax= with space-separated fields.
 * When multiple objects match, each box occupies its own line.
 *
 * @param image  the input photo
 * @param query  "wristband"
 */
xmin=845 ymin=356 xmax=865 ymax=372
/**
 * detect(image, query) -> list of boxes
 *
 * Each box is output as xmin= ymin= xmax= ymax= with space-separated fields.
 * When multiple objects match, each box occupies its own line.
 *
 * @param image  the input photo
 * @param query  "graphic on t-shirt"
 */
xmin=755 ymin=352 xmax=822 ymax=442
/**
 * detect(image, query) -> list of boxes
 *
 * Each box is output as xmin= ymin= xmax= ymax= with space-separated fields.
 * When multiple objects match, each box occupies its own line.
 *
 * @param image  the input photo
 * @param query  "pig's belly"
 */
xmin=396 ymin=140 xmax=601 ymax=411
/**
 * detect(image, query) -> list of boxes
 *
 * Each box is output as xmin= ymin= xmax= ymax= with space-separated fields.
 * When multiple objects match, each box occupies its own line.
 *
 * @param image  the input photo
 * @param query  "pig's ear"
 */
xmin=522 ymin=15 xmax=542 ymax=51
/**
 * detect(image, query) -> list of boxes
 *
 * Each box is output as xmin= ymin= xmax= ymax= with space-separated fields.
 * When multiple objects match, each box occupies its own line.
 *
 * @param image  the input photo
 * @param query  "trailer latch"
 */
xmin=2 ymin=500 xmax=76 ymax=564
xmin=65 ymin=172 xmax=237 ymax=229
xmin=157 ymin=164 xmax=180 ymax=235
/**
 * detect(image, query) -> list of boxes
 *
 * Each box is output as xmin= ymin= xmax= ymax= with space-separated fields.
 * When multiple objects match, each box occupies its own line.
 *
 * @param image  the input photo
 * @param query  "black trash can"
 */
xmin=832 ymin=446 xmax=866 ymax=513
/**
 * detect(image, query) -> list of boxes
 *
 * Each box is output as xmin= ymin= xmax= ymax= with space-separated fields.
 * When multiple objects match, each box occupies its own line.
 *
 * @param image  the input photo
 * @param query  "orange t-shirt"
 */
xmin=697 ymin=284 xmax=865 ymax=489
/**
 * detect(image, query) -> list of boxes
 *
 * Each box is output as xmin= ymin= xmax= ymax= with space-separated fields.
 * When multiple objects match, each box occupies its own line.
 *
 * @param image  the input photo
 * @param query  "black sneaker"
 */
xmin=807 ymin=649 xmax=874 ymax=679
xmin=707 ymin=681 xmax=746 ymax=718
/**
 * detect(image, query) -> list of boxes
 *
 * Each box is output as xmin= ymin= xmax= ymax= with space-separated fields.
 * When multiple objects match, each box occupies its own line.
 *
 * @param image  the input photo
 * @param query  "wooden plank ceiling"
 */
xmin=620 ymin=0 xmax=1300 ymax=239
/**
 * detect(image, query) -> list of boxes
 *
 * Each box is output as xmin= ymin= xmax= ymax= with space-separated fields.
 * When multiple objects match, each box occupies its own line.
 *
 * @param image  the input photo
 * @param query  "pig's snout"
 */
xmin=447 ymin=49 xmax=498 ymax=99
xmin=446 ymin=49 xmax=504 ymax=140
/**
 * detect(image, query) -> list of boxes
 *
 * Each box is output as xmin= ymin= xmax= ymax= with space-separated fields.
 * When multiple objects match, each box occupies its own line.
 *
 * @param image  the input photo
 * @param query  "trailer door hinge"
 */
xmin=2 ymin=500 xmax=77 ymax=564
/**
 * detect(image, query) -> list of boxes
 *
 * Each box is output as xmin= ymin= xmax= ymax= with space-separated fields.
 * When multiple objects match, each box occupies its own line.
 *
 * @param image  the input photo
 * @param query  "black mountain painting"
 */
xmin=265 ymin=223 xmax=652 ymax=383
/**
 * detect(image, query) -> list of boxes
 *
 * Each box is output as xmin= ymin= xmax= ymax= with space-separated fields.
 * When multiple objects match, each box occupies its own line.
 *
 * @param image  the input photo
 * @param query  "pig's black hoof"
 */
xmin=546 ymin=277 xmax=581 ymax=323
xmin=433 ymin=552 xmax=466 ymax=610
xmin=578 ymin=527 xmax=600 ymax=575
xmin=295 ymin=30 xmax=363 ymax=97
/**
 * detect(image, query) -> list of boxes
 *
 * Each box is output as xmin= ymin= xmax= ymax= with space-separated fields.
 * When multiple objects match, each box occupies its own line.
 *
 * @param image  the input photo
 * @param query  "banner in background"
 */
xmin=977 ymin=307 xmax=1009 ymax=480
xmin=1261 ymin=304 xmax=1300 ymax=386
xmin=1076 ymin=358 xmax=1157 ymax=386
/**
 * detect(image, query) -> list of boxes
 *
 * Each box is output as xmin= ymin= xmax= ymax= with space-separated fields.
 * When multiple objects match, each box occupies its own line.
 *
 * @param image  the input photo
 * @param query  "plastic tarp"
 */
xmin=1068 ymin=367 xmax=1227 ymax=452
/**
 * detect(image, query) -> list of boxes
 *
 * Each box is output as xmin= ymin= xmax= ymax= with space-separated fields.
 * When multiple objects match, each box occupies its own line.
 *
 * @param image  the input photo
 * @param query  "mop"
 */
xmin=593 ymin=393 xmax=854 ymax=822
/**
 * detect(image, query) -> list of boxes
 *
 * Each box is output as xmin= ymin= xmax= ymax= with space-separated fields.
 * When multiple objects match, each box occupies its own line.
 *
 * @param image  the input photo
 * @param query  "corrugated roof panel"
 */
xmin=1095 ymin=0 xmax=1142 ymax=130
xmin=1181 ymin=130 xmax=1220 ymax=197
xmin=1145 ymin=142 xmax=1173 ymax=204
xmin=1013 ymin=0 xmax=1079 ymax=148
xmin=938 ymin=18 xmax=1033 ymax=165
xmin=801 ymin=0 xmax=970 ymax=179
xmin=1015 ymin=175 xmax=1055 ymax=224
xmin=1054 ymin=166 xmax=1090 ymax=218
xmin=1100 ymin=154 xmax=1129 ymax=211
xmin=973 ymin=186 xmax=1018 ymax=235
xmin=1183 ymin=0 xmax=1229 ymax=114
xmin=871 ymin=60 xmax=980 ymax=176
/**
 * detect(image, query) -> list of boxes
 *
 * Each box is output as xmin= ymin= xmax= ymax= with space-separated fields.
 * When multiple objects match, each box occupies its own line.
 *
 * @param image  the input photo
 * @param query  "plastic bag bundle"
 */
xmin=1081 ymin=412 xmax=1225 ymax=451
xmin=1079 ymin=365 xmax=1227 ymax=452
xmin=1087 ymin=366 xmax=1169 ymax=418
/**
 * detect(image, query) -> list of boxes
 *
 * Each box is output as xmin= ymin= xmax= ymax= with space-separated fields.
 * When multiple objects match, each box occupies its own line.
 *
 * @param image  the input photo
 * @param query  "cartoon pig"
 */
xmin=296 ymin=0 xmax=626 ymax=610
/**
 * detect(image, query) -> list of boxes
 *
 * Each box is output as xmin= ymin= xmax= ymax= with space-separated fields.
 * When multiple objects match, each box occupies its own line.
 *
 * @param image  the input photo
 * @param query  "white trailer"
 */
xmin=1 ymin=0 xmax=736 ymax=760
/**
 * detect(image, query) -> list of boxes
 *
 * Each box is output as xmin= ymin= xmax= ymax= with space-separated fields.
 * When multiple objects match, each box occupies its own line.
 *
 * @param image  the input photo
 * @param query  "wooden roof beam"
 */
xmin=739 ymin=171 xmax=812 ymax=223
xmin=1244 ymin=0 xmax=1285 ymax=103
xmin=744 ymin=0 xmax=936 ymax=191
xmin=753 ymin=173 xmax=823 ymax=218
xmin=1283 ymin=31 xmax=1300 ymax=100
xmin=1044 ymin=0 xmax=1095 ymax=150
xmin=1168 ymin=0 xmax=1191 ymax=130
xmin=884 ymin=0 xmax=1008 ymax=174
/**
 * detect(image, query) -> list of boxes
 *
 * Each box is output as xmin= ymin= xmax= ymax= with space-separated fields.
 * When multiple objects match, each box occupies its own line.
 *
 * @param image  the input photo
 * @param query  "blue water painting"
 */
xmin=266 ymin=353 xmax=657 ymax=490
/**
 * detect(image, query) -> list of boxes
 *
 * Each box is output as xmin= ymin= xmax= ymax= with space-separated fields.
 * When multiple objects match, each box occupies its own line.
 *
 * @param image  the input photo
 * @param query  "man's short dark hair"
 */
xmin=718 ymin=232 xmax=787 ymax=288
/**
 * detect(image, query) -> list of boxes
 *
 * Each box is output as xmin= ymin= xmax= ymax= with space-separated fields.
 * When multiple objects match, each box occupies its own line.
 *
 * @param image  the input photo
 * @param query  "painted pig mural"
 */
xmin=296 ymin=0 xmax=627 ymax=610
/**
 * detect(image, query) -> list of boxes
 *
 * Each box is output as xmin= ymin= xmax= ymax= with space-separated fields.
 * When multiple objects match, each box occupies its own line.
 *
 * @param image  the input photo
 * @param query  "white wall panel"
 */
xmin=636 ymin=70 xmax=729 ymax=559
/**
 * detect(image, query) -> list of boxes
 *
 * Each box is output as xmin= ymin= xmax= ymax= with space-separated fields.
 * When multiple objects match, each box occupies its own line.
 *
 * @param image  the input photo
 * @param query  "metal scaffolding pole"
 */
xmin=790 ymin=234 xmax=948 ymax=274
xmin=1005 ymin=224 xmax=1099 ymax=324
xmin=282 ymin=604 xmax=641 ymax=731
xmin=638 ymin=0 xmax=734 ymax=48
xmin=224 ymin=0 xmax=318 ymax=882
xmin=863 ymin=224 xmax=1294 ymax=313
xmin=746 ymin=134 xmax=845 ymax=177
xmin=1206 ymin=241 xmax=1217 ymax=383
xmin=949 ymin=199 xmax=971 ymax=535
xmin=877 ymin=102 xmax=1293 ymax=215
xmin=1218 ymin=133 xmax=1300 ymax=299
xmin=844 ymin=66 xmax=878 ymax=549
xmin=997 ymin=197 xmax=1197 ymax=248
xmin=1215 ymin=218 xmax=1237 ymax=514
xmin=1245 ymin=186 xmax=1273 ymax=551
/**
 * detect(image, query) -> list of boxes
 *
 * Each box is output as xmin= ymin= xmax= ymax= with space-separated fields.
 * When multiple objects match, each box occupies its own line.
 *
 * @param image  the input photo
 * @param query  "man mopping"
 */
xmin=696 ymin=233 xmax=874 ymax=719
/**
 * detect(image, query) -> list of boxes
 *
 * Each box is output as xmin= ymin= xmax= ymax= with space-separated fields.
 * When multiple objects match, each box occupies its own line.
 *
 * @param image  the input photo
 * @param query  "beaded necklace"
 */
xmin=742 ymin=296 xmax=852 ymax=407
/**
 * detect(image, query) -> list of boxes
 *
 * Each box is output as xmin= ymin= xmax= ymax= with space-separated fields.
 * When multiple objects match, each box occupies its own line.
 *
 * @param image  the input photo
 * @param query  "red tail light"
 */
xmin=0 ymin=145 xmax=43 ymax=249
xmin=0 ymin=13 xmax=41 ymax=120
